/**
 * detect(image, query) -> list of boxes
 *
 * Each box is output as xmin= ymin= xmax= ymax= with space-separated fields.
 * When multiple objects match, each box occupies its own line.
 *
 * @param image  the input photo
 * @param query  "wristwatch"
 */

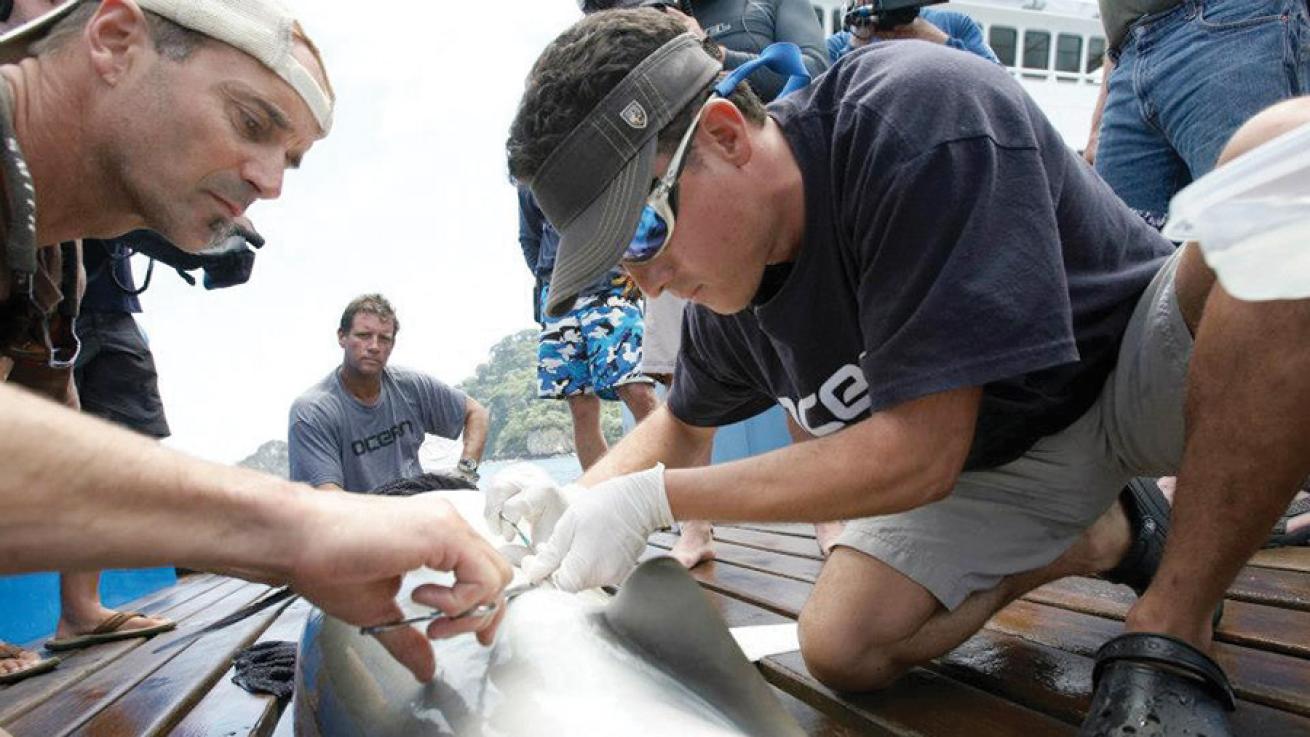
xmin=457 ymin=458 xmax=479 ymax=477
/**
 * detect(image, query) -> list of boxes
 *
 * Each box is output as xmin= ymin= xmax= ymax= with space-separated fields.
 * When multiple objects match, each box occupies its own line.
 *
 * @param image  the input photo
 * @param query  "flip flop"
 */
xmin=1080 ymin=632 xmax=1235 ymax=736
xmin=45 ymin=612 xmax=176 ymax=652
xmin=1265 ymin=495 xmax=1310 ymax=548
xmin=0 ymin=642 xmax=60 ymax=685
xmin=1101 ymin=478 xmax=1225 ymax=628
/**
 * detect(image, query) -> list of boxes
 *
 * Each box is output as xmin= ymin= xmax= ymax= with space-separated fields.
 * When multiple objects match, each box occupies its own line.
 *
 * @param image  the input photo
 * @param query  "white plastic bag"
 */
xmin=1163 ymin=122 xmax=1310 ymax=301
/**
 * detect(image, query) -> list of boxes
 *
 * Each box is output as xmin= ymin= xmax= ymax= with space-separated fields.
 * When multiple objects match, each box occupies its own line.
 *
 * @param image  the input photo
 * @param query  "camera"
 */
xmin=844 ymin=0 xmax=945 ymax=31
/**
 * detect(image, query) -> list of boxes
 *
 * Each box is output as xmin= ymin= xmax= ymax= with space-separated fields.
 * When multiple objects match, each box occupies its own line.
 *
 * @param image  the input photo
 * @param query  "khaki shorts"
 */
xmin=836 ymin=246 xmax=1194 ymax=610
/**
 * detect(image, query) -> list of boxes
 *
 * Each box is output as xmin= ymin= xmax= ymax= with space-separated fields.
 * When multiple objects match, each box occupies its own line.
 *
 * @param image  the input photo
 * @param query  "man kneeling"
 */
xmin=490 ymin=10 xmax=1310 ymax=736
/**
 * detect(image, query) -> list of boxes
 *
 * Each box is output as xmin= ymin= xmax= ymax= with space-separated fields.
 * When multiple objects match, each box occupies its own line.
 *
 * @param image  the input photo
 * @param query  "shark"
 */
xmin=291 ymin=488 xmax=806 ymax=737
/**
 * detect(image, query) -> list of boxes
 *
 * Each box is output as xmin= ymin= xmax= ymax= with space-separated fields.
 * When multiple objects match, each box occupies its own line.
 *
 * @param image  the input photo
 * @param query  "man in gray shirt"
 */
xmin=289 ymin=294 xmax=489 ymax=492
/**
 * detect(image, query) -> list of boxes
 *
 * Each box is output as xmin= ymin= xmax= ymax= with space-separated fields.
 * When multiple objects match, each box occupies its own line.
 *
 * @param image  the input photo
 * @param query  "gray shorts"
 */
xmin=837 ymin=246 xmax=1194 ymax=610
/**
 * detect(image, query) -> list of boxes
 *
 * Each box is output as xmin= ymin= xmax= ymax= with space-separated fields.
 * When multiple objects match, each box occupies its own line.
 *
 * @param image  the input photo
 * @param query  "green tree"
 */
xmin=459 ymin=329 xmax=623 ymax=459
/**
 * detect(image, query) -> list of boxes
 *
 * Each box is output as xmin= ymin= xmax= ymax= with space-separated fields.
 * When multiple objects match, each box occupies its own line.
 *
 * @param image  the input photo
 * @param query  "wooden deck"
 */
xmin=2 ymin=529 xmax=1308 ymax=736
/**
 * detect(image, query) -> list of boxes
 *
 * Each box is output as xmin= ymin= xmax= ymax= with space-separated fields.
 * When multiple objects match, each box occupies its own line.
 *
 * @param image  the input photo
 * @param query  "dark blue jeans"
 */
xmin=1095 ymin=0 xmax=1310 ymax=220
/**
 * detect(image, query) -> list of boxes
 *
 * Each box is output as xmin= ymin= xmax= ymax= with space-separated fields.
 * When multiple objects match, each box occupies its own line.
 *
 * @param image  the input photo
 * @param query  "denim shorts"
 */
xmin=837 ymin=247 xmax=1194 ymax=610
xmin=1094 ymin=0 xmax=1310 ymax=220
xmin=537 ymin=281 xmax=652 ymax=401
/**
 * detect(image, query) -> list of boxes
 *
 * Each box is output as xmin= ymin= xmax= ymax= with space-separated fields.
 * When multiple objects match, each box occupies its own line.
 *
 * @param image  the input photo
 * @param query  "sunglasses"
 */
xmin=621 ymin=42 xmax=812 ymax=265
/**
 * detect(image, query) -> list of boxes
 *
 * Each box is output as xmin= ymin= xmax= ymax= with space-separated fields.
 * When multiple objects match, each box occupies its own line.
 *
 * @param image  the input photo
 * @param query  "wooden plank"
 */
xmin=1249 ymin=547 xmax=1310 ymax=574
xmin=0 ymin=576 xmax=236 ymax=728
xmin=269 ymin=707 xmax=293 ymax=737
xmin=649 ymin=532 xmax=823 ymax=584
xmin=163 ymin=598 xmax=312 ymax=737
xmin=771 ymin=687 xmax=865 ymax=737
xmin=707 ymin=591 xmax=1077 ymax=736
xmin=13 ymin=574 xmax=221 ymax=652
xmin=934 ymin=626 xmax=1310 ymax=736
xmin=713 ymin=527 xmax=823 ymax=561
xmin=765 ymin=651 xmax=1078 ymax=736
xmin=678 ymin=556 xmax=812 ymax=619
xmin=989 ymin=599 xmax=1310 ymax=717
xmin=4 ymin=580 xmax=273 ymax=737
xmin=721 ymin=522 xmax=818 ymax=539
xmin=672 ymin=525 xmax=1310 ymax=661
xmin=1026 ymin=577 xmax=1310 ymax=658
xmin=681 ymin=539 xmax=1310 ymax=733
xmin=66 ymin=586 xmax=292 ymax=737
xmin=1229 ymin=566 xmax=1310 ymax=611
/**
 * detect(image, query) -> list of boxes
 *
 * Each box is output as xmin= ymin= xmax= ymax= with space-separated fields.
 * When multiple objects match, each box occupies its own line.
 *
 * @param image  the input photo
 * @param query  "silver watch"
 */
xmin=457 ymin=458 xmax=479 ymax=475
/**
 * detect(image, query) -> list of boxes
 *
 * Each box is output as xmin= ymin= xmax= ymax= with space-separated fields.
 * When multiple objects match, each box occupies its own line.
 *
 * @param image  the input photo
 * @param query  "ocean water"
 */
xmin=477 ymin=454 xmax=584 ymax=488
xmin=419 ymin=436 xmax=583 ymax=487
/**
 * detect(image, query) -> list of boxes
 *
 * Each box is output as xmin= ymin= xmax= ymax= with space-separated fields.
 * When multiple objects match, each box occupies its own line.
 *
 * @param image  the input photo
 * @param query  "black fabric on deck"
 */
xmin=231 ymin=640 xmax=298 ymax=699
xmin=370 ymin=471 xmax=477 ymax=496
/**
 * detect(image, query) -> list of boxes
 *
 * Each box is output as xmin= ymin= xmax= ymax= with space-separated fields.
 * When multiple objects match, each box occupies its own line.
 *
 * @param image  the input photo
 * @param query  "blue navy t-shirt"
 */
xmin=668 ymin=42 xmax=1173 ymax=470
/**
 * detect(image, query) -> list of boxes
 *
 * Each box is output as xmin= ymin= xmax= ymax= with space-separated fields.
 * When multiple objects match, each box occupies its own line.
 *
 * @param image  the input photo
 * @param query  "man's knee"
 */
xmin=616 ymin=381 xmax=658 ymax=415
xmin=797 ymin=550 xmax=940 ymax=692
xmin=798 ymin=607 xmax=906 ymax=692
xmin=566 ymin=394 xmax=601 ymax=422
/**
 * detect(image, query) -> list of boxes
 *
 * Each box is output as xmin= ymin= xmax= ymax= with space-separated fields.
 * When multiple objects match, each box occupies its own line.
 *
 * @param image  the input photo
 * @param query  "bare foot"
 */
xmin=670 ymin=520 xmax=716 ymax=569
xmin=54 ymin=608 xmax=171 ymax=640
xmin=1062 ymin=497 xmax=1133 ymax=576
xmin=0 ymin=641 xmax=40 ymax=676
xmin=814 ymin=521 xmax=846 ymax=558
xmin=1156 ymin=476 xmax=1177 ymax=502
xmin=1288 ymin=491 xmax=1310 ymax=535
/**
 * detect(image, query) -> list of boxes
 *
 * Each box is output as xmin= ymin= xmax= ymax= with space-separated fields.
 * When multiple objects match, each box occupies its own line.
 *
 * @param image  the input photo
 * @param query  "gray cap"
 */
xmin=530 ymin=32 xmax=720 ymax=318
xmin=0 ymin=0 xmax=332 ymax=133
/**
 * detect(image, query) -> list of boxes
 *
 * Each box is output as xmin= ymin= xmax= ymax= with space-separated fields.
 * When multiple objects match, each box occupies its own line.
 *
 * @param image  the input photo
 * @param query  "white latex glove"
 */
xmin=483 ymin=463 xmax=579 ymax=547
xmin=521 ymin=464 xmax=674 ymax=592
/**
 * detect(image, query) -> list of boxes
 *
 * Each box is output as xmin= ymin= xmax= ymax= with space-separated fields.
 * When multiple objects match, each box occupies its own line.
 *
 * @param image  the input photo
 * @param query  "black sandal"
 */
xmin=1102 ymin=478 xmax=1171 ymax=596
xmin=1080 ymin=632 xmax=1235 ymax=737
xmin=1265 ymin=495 xmax=1310 ymax=548
xmin=1102 ymin=478 xmax=1224 ymax=628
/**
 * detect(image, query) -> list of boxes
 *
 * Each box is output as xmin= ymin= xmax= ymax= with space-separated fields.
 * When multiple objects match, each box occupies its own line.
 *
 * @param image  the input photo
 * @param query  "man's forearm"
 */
xmin=665 ymin=388 xmax=979 ymax=523
xmin=580 ymin=405 xmax=713 ymax=485
xmin=1085 ymin=57 xmax=1113 ymax=157
xmin=461 ymin=403 xmax=489 ymax=462
xmin=0 ymin=383 xmax=308 ymax=580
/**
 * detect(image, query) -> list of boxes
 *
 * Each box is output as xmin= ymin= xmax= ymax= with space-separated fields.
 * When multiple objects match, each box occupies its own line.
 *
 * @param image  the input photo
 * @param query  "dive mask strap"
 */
xmin=713 ymin=42 xmax=812 ymax=99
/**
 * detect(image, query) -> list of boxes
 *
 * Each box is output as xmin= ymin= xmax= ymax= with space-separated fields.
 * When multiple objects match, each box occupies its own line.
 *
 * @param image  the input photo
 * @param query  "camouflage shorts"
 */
xmin=538 ymin=281 xmax=650 ymax=400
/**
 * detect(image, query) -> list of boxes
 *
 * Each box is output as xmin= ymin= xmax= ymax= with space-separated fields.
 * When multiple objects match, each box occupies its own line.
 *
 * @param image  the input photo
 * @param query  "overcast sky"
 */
xmin=135 ymin=1 xmax=582 ymax=464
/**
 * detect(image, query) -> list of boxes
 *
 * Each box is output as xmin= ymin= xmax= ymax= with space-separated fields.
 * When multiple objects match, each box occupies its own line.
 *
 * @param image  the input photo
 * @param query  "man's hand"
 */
xmin=665 ymin=6 xmax=728 ymax=60
xmin=521 ymin=465 xmax=674 ymax=592
xmin=288 ymin=492 xmax=513 ymax=682
xmin=1082 ymin=130 xmax=1100 ymax=166
xmin=484 ymin=463 xmax=578 ymax=546
xmin=661 ymin=6 xmax=706 ymax=37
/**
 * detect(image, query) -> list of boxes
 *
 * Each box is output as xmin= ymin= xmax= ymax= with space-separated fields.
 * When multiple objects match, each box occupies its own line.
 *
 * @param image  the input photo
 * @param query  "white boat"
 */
xmin=810 ymin=0 xmax=1106 ymax=147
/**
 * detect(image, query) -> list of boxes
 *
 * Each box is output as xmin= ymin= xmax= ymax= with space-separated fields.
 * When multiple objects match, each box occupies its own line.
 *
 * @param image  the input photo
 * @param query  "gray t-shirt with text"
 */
xmin=288 ymin=365 xmax=467 ymax=492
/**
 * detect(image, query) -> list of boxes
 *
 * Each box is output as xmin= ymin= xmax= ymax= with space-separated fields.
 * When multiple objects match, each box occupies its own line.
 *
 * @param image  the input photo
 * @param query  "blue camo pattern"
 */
xmin=538 ymin=279 xmax=648 ymax=400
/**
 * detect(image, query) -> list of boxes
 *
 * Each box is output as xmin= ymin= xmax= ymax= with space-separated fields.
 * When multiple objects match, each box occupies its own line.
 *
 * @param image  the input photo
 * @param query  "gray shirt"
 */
xmin=1098 ymin=0 xmax=1178 ymax=50
xmin=288 ymin=365 xmax=468 ymax=492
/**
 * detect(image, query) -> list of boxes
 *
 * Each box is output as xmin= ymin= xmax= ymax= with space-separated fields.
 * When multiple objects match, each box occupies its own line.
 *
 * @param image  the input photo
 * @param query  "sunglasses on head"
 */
xmin=620 ymin=42 xmax=811 ymax=265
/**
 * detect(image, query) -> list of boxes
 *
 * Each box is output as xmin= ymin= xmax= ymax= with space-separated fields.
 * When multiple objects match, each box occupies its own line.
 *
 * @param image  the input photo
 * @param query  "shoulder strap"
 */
xmin=0 ymin=80 xmax=38 ymax=290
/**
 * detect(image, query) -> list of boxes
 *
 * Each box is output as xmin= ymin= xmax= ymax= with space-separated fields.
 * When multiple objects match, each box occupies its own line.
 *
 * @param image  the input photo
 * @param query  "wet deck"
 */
xmin=2 ymin=529 xmax=1308 ymax=736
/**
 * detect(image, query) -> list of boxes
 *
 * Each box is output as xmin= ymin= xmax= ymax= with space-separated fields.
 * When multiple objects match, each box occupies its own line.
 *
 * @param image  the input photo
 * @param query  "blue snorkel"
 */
xmin=714 ymin=41 xmax=812 ymax=99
